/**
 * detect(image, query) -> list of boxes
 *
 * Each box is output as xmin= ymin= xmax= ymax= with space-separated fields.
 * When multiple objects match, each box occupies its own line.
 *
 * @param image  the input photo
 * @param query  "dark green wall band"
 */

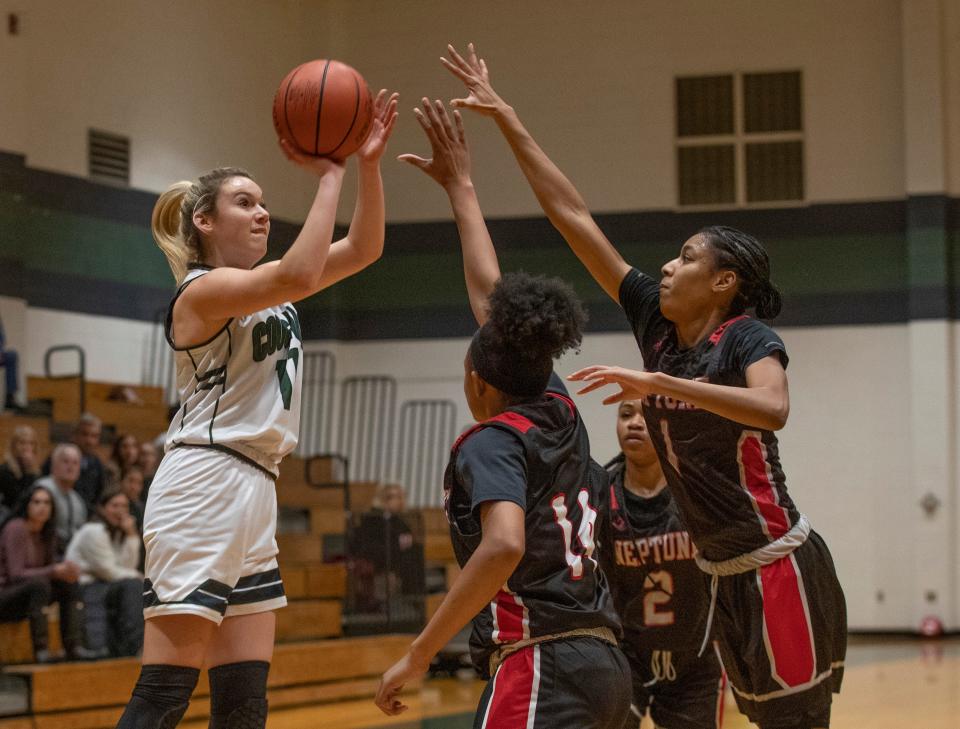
xmin=1 ymin=150 xmax=957 ymax=338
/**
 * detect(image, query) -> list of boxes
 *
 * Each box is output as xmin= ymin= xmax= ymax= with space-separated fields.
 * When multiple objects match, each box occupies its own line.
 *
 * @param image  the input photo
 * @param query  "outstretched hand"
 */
xmin=397 ymin=98 xmax=472 ymax=189
xmin=567 ymin=366 xmax=660 ymax=405
xmin=442 ymin=43 xmax=507 ymax=116
xmin=357 ymin=89 xmax=400 ymax=165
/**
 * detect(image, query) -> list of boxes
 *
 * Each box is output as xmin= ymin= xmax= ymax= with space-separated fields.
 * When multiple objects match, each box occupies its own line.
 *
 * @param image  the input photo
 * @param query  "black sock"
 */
xmin=115 ymin=664 xmax=200 ymax=729
xmin=208 ymin=660 xmax=270 ymax=729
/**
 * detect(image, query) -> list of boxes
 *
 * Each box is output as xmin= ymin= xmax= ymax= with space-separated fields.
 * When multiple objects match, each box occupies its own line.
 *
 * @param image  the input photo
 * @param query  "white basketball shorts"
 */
xmin=141 ymin=445 xmax=287 ymax=623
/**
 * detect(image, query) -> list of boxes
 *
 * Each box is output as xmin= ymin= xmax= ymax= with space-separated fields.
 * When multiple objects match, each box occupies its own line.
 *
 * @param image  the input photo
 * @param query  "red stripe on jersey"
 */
xmin=489 ymin=411 xmax=537 ymax=433
xmin=492 ymin=590 xmax=527 ymax=643
xmin=481 ymin=646 xmax=538 ymax=729
xmin=759 ymin=554 xmax=816 ymax=688
xmin=547 ymin=391 xmax=576 ymax=418
xmin=708 ymin=314 xmax=749 ymax=345
xmin=450 ymin=411 xmax=537 ymax=454
xmin=739 ymin=433 xmax=790 ymax=539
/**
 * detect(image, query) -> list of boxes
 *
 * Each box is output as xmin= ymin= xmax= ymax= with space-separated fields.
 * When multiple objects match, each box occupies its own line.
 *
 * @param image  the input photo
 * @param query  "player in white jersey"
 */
xmin=115 ymin=91 xmax=398 ymax=729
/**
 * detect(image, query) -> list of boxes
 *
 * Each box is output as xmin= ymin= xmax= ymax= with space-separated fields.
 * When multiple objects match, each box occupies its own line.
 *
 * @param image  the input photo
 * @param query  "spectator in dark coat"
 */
xmin=0 ymin=484 xmax=85 ymax=662
xmin=43 ymin=413 xmax=106 ymax=508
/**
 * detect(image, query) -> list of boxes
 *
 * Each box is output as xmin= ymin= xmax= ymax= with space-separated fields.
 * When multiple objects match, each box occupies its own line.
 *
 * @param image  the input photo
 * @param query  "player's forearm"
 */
xmin=650 ymin=373 xmax=789 ymax=431
xmin=408 ymin=538 xmax=521 ymax=664
xmin=341 ymin=161 xmax=386 ymax=267
xmin=277 ymin=169 xmax=345 ymax=290
xmin=446 ymin=181 xmax=500 ymax=326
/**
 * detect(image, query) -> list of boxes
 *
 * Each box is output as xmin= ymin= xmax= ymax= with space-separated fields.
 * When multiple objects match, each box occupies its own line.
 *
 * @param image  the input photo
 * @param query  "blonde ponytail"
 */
xmin=152 ymin=181 xmax=195 ymax=284
xmin=151 ymin=167 xmax=252 ymax=284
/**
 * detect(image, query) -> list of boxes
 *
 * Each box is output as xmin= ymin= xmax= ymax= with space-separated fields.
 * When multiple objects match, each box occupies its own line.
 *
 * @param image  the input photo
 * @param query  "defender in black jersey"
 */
xmin=442 ymin=44 xmax=846 ymax=729
xmin=598 ymin=403 xmax=724 ymax=729
xmin=377 ymin=99 xmax=629 ymax=728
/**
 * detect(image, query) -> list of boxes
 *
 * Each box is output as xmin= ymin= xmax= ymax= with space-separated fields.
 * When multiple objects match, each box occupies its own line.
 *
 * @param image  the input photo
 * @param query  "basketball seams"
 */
xmin=280 ymin=64 xmax=303 ymax=145
xmin=313 ymin=60 xmax=332 ymax=156
xmin=325 ymin=71 xmax=362 ymax=158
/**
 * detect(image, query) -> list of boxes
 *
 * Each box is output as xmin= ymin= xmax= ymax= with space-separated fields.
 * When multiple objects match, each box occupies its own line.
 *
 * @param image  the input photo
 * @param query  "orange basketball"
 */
xmin=272 ymin=59 xmax=374 ymax=160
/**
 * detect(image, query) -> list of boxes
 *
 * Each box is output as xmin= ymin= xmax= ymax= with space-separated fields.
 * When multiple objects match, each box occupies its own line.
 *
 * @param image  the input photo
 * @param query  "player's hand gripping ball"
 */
xmin=273 ymin=59 xmax=374 ymax=160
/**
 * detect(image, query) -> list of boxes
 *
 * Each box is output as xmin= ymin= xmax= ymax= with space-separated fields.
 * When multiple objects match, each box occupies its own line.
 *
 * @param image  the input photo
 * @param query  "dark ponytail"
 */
xmin=698 ymin=225 xmax=782 ymax=319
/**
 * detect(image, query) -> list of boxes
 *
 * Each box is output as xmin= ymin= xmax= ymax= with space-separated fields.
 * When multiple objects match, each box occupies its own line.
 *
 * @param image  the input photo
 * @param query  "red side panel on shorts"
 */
xmin=481 ymin=646 xmax=540 ymax=729
xmin=739 ymin=433 xmax=790 ymax=539
xmin=492 ymin=590 xmax=528 ymax=643
xmin=759 ymin=555 xmax=816 ymax=688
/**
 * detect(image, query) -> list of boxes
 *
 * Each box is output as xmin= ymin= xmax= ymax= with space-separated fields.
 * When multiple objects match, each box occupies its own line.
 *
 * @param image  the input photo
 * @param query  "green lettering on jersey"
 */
xmin=274 ymin=307 xmax=302 ymax=410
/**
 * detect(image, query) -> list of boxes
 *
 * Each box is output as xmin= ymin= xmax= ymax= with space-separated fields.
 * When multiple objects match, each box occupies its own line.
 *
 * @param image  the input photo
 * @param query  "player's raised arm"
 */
xmin=316 ymin=89 xmax=399 ymax=290
xmin=153 ymin=154 xmax=344 ymax=327
xmin=443 ymin=43 xmax=631 ymax=303
xmin=399 ymin=97 xmax=500 ymax=326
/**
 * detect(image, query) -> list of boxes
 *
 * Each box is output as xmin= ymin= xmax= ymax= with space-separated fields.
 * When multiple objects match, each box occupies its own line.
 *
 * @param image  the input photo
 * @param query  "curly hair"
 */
xmin=470 ymin=271 xmax=587 ymax=398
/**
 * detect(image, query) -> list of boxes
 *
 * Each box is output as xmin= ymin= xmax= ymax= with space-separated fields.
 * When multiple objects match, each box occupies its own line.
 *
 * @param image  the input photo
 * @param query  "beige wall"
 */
xmin=1 ymin=0 xmax=914 ymax=223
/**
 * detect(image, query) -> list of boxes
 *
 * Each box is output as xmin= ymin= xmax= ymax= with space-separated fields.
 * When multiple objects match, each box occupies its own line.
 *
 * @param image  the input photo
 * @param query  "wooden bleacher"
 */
xmin=0 ymin=376 xmax=449 ymax=726
xmin=26 ymin=377 xmax=169 ymax=445
xmin=0 ymin=636 xmax=414 ymax=728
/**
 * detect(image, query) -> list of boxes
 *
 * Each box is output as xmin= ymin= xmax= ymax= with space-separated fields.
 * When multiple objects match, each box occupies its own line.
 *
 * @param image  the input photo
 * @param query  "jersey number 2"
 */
xmin=643 ymin=570 xmax=675 ymax=626
xmin=551 ymin=489 xmax=598 ymax=580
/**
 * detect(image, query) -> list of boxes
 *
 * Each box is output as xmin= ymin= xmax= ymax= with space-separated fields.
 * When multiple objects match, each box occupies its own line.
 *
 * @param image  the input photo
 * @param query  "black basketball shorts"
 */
xmin=473 ymin=636 xmax=631 ymax=729
xmin=713 ymin=531 xmax=846 ymax=728
xmin=620 ymin=643 xmax=725 ymax=729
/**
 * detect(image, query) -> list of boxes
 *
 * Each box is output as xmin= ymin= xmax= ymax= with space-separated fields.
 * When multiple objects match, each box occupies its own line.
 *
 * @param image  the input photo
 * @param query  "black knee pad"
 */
xmin=209 ymin=697 xmax=268 ymax=729
xmin=116 ymin=664 xmax=200 ymax=729
xmin=208 ymin=660 xmax=270 ymax=729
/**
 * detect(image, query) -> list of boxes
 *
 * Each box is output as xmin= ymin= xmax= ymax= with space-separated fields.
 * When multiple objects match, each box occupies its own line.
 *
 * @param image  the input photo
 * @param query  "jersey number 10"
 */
xmin=551 ymin=489 xmax=598 ymax=581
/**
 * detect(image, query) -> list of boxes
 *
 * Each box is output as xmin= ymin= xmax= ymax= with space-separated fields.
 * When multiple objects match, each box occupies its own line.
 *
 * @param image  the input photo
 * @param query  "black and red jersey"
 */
xmin=444 ymin=374 xmax=621 ymax=676
xmin=619 ymin=269 xmax=800 ymax=561
xmin=597 ymin=458 xmax=711 ymax=651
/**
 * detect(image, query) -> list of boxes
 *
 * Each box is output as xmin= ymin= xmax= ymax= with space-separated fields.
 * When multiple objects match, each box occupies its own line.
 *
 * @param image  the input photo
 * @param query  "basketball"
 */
xmin=272 ymin=59 xmax=374 ymax=159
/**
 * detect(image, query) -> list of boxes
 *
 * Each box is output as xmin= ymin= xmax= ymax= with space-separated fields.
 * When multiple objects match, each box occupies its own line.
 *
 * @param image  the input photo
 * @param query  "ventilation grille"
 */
xmin=676 ymin=70 xmax=803 ymax=206
xmin=678 ymin=145 xmax=736 ymax=206
xmin=743 ymin=71 xmax=802 ymax=133
xmin=746 ymin=141 xmax=804 ymax=202
xmin=676 ymin=75 xmax=734 ymax=137
xmin=88 ymin=129 xmax=130 ymax=186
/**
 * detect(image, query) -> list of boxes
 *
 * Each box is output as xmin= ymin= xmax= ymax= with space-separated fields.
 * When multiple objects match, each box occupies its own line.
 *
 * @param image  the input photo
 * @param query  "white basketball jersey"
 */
xmin=163 ymin=266 xmax=302 ymax=477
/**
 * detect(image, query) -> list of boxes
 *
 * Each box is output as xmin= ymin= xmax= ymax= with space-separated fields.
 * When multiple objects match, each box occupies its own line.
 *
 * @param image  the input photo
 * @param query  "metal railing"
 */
xmin=43 ymin=345 xmax=86 ymax=414
xmin=297 ymin=350 xmax=337 ymax=458
xmin=336 ymin=376 xmax=397 ymax=483
xmin=394 ymin=399 xmax=457 ymax=508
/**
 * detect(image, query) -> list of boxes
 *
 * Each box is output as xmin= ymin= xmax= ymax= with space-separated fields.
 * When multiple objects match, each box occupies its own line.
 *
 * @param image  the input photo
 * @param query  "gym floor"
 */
xmin=180 ymin=635 xmax=960 ymax=728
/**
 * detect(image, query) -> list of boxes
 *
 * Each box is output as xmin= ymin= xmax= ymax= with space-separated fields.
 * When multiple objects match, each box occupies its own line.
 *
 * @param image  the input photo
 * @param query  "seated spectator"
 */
xmin=0 ymin=425 xmax=40 ymax=510
xmin=65 ymin=488 xmax=143 ymax=657
xmin=105 ymin=433 xmax=140 ymax=487
xmin=137 ymin=440 xmax=159 ymax=498
xmin=0 ymin=484 xmax=85 ymax=662
xmin=43 ymin=414 xmax=106 ymax=508
xmin=36 ymin=444 xmax=87 ymax=550
xmin=118 ymin=466 xmax=146 ymax=534
xmin=0 ymin=316 xmax=23 ymax=413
